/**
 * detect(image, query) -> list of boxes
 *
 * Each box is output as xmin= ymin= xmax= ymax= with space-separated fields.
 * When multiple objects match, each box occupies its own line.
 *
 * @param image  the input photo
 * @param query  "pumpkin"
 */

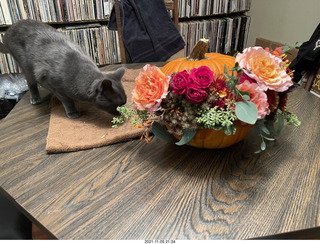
xmin=161 ymin=38 xmax=236 ymax=75
xmin=162 ymin=39 xmax=252 ymax=149
xmin=172 ymin=122 xmax=254 ymax=149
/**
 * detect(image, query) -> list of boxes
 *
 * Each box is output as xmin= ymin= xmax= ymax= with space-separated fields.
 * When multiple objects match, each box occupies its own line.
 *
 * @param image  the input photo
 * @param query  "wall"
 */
xmin=247 ymin=0 xmax=320 ymax=47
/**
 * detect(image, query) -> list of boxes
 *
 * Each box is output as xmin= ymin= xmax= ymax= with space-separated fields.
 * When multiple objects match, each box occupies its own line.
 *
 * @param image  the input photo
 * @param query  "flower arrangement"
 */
xmin=112 ymin=45 xmax=301 ymax=152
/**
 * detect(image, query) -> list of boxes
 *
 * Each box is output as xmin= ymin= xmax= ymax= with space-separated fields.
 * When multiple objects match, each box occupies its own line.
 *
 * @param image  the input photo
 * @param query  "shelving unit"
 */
xmin=0 ymin=0 xmax=251 ymax=74
xmin=177 ymin=0 xmax=251 ymax=56
xmin=0 ymin=0 xmax=119 ymax=74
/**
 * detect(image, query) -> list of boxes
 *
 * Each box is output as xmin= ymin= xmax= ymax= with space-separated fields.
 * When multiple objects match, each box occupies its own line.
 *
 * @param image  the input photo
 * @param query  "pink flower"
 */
xmin=189 ymin=66 xmax=214 ymax=90
xmin=172 ymin=70 xmax=189 ymax=95
xmin=236 ymin=47 xmax=293 ymax=92
xmin=237 ymin=80 xmax=270 ymax=119
xmin=132 ymin=64 xmax=170 ymax=113
xmin=186 ymin=84 xmax=208 ymax=104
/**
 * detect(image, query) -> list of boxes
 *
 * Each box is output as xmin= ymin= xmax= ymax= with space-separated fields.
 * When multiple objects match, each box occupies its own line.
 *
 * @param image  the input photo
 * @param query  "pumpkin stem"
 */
xmin=187 ymin=38 xmax=209 ymax=61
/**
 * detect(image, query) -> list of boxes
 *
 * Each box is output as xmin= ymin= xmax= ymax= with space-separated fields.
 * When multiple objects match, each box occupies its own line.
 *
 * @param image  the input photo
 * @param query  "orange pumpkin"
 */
xmin=172 ymin=122 xmax=253 ymax=149
xmin=162 ymin=39 xmax=252 ymax=149
xmin=161 ymin=38 xmax=236 ymax=76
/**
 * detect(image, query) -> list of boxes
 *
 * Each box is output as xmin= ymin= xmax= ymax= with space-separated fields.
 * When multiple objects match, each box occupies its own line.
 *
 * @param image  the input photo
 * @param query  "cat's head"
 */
xmin=91 ymin=67 xmax=127 ymax=115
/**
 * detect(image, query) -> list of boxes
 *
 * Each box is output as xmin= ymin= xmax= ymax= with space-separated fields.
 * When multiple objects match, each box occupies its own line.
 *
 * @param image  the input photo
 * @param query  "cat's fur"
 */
xmin=0 ymin=19 xmax=126 ymax=118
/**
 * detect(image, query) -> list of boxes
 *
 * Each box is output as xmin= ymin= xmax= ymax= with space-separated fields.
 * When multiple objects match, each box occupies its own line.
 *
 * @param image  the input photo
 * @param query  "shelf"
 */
xmin=0 ymin=18 xmax=110 ymax=29
xmin=179 ymin=10 xmax=248 ymax=21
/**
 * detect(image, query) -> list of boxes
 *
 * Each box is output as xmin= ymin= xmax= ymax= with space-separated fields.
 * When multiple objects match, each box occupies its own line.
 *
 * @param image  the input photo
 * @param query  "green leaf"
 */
xmin=242 ymin=94 xmax=250 ymax=101
xmin=260 ymin=141 xmax=266 ymax=151
xmin=277 ymin=113 xmax=284 ymax=134
xmin=175 ymin=129 xmax=197 ymax=146
xmin=224 ymin=64 xmax=228 ymax=75
xmin=235 ymin=101 xmax=258 ymax=124
xmin=151 ymin=122 xmax=171 ymax=142
xmin=254 ymin=149 xmax=262 ymax=154
xmin=223 ymin=124 xmax=236 ymax=135
xmin=263 ymin=136 xmax=275 ymax=141
xmin=212 ymin=125 xmax=222 ymax=131
xmin=258 ymin=123 xmax=270 ymax=135
xmin=265 ymin=120 xmax=278 ymax=136
xmin=238 ymin=90 xmax=250 ymax=96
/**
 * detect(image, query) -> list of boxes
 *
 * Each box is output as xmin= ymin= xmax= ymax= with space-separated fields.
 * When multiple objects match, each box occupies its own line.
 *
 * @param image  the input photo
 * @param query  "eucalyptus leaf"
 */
xmin=175 ymin=129 xmax=197 ymax=146
xmin=242 ymin=94 xmax=250 ymax=101
xmin=239 ymin=90 xmax=250 ymax=96
xmin=151 ymin=122 xmax=171 ymax=142
xmin=277 ymin=113 xmax=285 ymax=134
xmin=224 ymin=64 xmax=228 ymax=75
xmin=235 ymin=101 xmax=258 ymax=124
xmin=223 ymin=124 xmax=236 ymax=135
xmin=265 ymin=120 xmax=278 ymax=136
xmin=254 ymin=149 xmax=262 ymax=154
xmin=263 ymin=136 xmax=275 ymax=141
xmin=212 ymin=125 xmax=222 ymax=131
xmin=259 ymin=124 xmax=270 ymax=135
xmin=260 ymin=141 xmax=266 ymax=151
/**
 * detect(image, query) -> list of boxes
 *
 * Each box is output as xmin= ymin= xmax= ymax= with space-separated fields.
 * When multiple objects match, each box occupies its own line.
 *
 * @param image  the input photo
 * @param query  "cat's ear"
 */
xmin=100 ymin=79 xmax=113 ymax=96
xmin=112 ymin=67 xmax=125 ymax=81
xmin=88 ymin=79 xmax=112 ymax=97
xmin=101 ymin=79 xmax=112 ymax=90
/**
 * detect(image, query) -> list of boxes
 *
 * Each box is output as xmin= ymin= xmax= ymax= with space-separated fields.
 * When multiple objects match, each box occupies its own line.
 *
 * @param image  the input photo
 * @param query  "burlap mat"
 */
xmin=46 ymin=68 xmax=144 ymax=153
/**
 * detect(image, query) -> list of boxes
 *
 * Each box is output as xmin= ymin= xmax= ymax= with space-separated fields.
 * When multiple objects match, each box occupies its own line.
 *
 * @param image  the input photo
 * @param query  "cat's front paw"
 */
xmin=30 ymin=97 xmax=42 ymax=105
xmin=67 ymin=111 xmax=80 ymax=119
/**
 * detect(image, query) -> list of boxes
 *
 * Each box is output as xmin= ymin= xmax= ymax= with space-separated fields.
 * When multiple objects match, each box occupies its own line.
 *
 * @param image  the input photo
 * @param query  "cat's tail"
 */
xmin=0 ymin=42 xmax=9 ymax=53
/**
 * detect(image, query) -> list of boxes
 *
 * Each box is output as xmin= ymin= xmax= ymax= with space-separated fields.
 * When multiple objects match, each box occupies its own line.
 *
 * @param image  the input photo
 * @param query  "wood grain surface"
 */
xmin=0 ymin=63 xmax=319 ymax=240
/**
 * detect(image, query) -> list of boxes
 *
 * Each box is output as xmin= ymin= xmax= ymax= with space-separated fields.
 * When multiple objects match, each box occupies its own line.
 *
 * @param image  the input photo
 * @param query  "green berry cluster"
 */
xmin=112 ymin=104 xmax=149 ymax=128
xmin=283 ymin=110 xmax=301 ymax=127
xmin=196 ymin=102 xmax=237 ymax=130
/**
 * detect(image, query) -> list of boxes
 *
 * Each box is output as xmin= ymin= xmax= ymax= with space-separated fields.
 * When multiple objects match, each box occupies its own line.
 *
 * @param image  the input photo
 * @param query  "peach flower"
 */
xmin=237 ymin=80 xmax=270 ymax=119
xmin=132 ymin=64 xmax=170 ymax=113
xmin=236 ymin=47 xmax=293 ymax=92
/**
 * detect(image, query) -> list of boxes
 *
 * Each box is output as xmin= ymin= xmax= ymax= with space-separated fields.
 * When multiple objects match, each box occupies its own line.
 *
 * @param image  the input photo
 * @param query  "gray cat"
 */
xmin=0 ymin=19 xmax=126 ymax=118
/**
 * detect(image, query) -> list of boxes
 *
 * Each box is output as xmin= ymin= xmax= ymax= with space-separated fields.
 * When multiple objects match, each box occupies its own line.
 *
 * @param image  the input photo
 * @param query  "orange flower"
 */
xmin=132 ymin=64 xmax=170 ymax=113
xmin=236 ymin=47 xmax=293 ymax=92
xmin=265 ymin=46 xmax=283 ymax=58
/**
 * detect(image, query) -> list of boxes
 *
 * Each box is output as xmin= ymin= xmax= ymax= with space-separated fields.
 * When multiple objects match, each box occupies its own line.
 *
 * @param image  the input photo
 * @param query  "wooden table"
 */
xmin=0 ymin=63 xmax=320 ymax=240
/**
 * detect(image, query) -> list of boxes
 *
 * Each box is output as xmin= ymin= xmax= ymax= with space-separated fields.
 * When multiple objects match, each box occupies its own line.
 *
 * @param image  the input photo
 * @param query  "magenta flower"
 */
xmin=239 ymin=71 xmax=255 ymax=84
xmin=172 ymin=70 xmax=189 ymax=95
xmin=189 ymin=66 xmax=214 ymax=90
xmin=186 ymin=84 xmax=208 ymax=104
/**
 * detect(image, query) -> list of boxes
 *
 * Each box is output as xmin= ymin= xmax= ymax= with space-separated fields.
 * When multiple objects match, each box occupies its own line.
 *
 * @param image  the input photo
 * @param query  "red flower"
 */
xmin=189 ymin=66 xmax=214 ymax=90
xmin=212 ymin=74 xmax=227 ymax=90
xmin=214 ymin=99 xmax=226 ymax=109
xmin=186 ymin=84 xmax=208 ymax=104
xmin=172 ymin=70 xmax=189 ymax=95
xmin=239 ymin=71 xmax=255 ymax=84
xmin=266 ymin=90 xmax=280 ymax=112
xmin=279 ymin=93 xmax=288 ymax=111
